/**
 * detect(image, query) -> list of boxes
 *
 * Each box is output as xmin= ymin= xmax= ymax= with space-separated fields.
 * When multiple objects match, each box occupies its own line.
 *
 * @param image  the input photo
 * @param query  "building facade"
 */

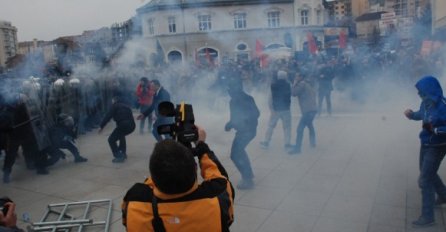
xmin=432 ymin=0 xmax=446 ymax=36
xmin=0 ymin=20 xmax=18 ymax=71
xmin=351 ymin=0 xmax=369 ymax=19
xmin=380 ymin=0 xmax=421 ymax=18
xmin=136 ymin=0 xmax=344 ymax=64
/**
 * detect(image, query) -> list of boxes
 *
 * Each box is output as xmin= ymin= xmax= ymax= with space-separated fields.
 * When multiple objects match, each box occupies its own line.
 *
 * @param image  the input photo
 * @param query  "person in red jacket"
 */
xmin=135 ymin=77 xmax=154 ymax=134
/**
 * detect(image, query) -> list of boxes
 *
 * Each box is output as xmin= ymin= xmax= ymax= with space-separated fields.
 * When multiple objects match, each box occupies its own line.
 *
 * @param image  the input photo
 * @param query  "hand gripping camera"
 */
xmin=157 ymin=101 xmax=198 ymax=147
xmin=0 ymin=197 xmax=12 ymax=215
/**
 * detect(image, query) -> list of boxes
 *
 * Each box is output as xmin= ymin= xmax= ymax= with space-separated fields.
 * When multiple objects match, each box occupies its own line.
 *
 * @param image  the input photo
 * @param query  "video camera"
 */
xmin=0 ymin=197 xmax=12 ymax=215
xmin=157 ymin=101 xmax=198 ymax=147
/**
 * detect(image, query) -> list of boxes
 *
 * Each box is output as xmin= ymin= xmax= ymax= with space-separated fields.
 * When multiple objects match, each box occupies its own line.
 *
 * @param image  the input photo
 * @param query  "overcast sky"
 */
xmin=0 ymin=0 xmax=149 ymax=41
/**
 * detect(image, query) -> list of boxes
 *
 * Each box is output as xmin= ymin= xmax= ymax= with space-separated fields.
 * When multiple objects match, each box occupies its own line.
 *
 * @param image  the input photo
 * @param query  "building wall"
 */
xmin=356 ymin=20 xmax=380 ymax=39
xmin=139 ymin=0 xmax=330 ymax=63
xmin=142 ymin=3 xmax=297 ymax=36
xmin=0 ymin=20 xmax=18 ymax=69
xmin=383 ymin=0 xmax=420 ymax=17
xmin=433 ymin=0 xmax=446 ymax=31
xmin=351 ymin=0 xmax=369 ymax=18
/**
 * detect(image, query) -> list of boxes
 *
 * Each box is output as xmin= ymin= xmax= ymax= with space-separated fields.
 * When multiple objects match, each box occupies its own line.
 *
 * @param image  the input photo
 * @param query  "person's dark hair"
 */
xmin=151 ymin=79 xmax=161 ymax=87
xmin=140 ymin=77 xmax=149 ymax=84
xmin=149 ymin=140 xmax=196 ymax=194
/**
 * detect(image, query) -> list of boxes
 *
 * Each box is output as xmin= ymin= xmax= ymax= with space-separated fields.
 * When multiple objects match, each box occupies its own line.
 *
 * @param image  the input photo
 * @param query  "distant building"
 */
xmin=355 ymin=11 xmax=387 ymax=39
xmin=370 ymin=0 xmax=422 ymax=18
xmin=351 ymin=0 xmax=369 ymax=19
xmin=111 ymin=19 xmax=135 ymax=44
xmin=0 ymin=20 xmax=18 ymax=71
xmin=136 ymin=0 xmax=344 ymax=65
xmin=432 ymin=0 xmax=446 ymax=38
xmin=18 ymin=39 xmax=56 ymax=64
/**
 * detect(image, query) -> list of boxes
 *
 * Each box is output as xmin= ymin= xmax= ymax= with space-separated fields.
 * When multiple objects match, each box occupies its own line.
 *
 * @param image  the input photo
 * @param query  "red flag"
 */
xmin=255 ymin=39 xmax=268 ymax=68
xmin=255 ymin=39 xmax=264 ymax=57
xmin=339 ymin=30 xmax=347 ymax=49
xmin=307 ymin=32 xmax=317 ymax=54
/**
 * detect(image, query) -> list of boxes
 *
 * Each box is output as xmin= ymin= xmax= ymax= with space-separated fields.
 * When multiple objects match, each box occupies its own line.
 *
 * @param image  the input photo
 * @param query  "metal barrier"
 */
xmin=31 ymin=199 xmax=113 ymax=232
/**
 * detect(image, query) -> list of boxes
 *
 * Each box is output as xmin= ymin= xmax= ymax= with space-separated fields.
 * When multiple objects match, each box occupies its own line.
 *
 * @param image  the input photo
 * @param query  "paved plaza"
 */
xmin=2 ymin=92 xmax=446 ymax=232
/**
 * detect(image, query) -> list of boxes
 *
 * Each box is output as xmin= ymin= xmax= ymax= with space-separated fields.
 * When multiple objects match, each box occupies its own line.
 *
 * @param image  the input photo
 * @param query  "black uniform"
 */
xmin=100 ymin=98 xmax=135 ymax=162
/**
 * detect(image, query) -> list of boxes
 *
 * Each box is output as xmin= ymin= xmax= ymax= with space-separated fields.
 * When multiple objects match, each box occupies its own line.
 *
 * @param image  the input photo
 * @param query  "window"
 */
xmin=198 ymin=14 xmax=212 ymax=31
xmin=168 ymin=16 xmax=176 ymax=33
xmin=234 ymin=13 xmax=247 ymax=29
xmin=148 ymin=19 xmax=154 ymax=35
xmin=316 ymin=10 xmax=322 ymax=24
xmin=267 ymin=11 xmax=280 ymax=28
xmin=300 ymin=10 xmax=309 ymax=25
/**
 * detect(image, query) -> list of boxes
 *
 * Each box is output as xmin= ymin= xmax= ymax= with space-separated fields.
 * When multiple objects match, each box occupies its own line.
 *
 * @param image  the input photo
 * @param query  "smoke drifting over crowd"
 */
xmin=1 ymin=2 xmax=446 ymax=230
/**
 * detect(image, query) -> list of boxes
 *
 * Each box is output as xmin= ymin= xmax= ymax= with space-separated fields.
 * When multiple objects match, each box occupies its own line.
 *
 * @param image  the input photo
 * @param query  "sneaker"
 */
xmin=284 ymin=144 xmax=293 ymax=149
xmin=112 ymin=157 xmax=126 ymax=163
xmin=412 ymin=217 xmax=435 ymax=228
xmin=74 ymin=156 xmax=88 ymax=163
xmin=288 ymin=147 xmax=301 ymax=155
xmin=3 ymin=172 xmax=10 ymax=183
xmin=260 ymin=141 xmax=269 ymax=149
xmin=120 ymin=150 xmax=127 ymax=159
xmin=237 ymin=179 xmax=254 ymax=190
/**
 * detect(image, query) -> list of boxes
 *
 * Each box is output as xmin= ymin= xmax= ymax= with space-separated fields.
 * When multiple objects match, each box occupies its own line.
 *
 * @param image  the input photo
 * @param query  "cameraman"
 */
xmin=122 ymin=126 xmax=235 ymax=232
xmin=0 ymin=201 xmax=24 ymax=232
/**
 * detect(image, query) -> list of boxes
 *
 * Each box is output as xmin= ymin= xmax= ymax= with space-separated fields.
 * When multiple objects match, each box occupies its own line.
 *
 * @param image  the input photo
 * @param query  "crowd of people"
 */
xmin=0 ymin=42 xmax=445 ymax=229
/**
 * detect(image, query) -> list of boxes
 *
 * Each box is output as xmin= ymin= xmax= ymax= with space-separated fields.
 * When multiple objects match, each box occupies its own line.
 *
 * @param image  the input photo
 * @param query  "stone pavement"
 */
xmin=1 ymin=97 xmax=446 ymax=232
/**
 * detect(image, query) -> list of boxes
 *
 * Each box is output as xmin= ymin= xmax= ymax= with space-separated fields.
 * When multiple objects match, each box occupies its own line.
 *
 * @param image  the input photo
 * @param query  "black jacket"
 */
xmin=228 ymin=90 xmax=260 ymax=132
xmin=271 ymin=79 xmax=291 ymax=111
xmin=100 ymin=102 xmax=135 ymax=129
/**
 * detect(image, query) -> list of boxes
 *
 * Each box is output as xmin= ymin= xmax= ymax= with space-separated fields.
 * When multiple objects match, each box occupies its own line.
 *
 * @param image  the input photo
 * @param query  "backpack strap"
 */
xmin=151 ymin=194 xmax=166 ymax=232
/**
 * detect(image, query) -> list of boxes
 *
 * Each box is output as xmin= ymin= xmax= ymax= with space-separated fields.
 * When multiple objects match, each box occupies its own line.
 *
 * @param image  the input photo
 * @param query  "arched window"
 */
xmin=196 ymin=48 xmax=218 ymax=66
xmin=167 ymin=51 xmax=182 ymax=63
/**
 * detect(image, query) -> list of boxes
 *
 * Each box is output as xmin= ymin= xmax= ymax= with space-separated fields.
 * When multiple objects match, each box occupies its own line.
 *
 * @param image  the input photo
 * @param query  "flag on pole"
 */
xmin=156 ymin=39 xmax=165 ymax=66
xmin=255 ymin=39 xmax=264 ymax=57
xmin=307 ymin=32 xmax=317 ymax=54
xmin=255 ymin=39 xmax=268 ymax=68
xmin=339 ymin=30 xmax=347 ymax=49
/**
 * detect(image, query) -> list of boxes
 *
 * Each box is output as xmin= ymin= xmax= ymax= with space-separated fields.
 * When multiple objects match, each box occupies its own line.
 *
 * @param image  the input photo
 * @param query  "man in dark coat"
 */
xmin=225 ymin=84 xmax=260 ymax=189
xmin=260 ymin=70 xmax=291 ymax=149
xmin=289 ymin=72 xmax=318 ymax=155
xmin=317 ymin=59 xmax=336 ymax=115
xmin=138 ymin=80 xmax=173 ymax=141
xmin=99 ymin=95 xmax=136 ymax=163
